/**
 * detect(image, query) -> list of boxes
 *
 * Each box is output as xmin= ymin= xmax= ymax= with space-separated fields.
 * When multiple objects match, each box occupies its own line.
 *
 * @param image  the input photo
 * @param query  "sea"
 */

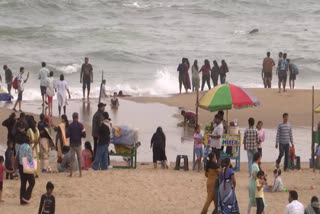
xmin=1 ymin=0 xmax=320 ymax=100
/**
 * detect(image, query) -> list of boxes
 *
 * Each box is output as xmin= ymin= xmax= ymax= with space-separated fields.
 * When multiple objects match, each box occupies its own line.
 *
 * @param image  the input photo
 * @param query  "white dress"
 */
xmin=55 ymin=80 xmax=69 ymax=107
xmin=46 ymin=77 xmax=55 ymax=97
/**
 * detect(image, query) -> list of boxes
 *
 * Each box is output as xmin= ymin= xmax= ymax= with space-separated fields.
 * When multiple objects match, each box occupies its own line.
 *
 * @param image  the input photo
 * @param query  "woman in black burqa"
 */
xmin=151 ymin=127 xmax=167 ymax=169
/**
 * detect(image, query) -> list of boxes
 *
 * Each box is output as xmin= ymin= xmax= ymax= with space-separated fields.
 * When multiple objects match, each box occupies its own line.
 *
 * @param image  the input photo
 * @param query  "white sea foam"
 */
xmin=57 ymin=64 xmax=81 ymax=74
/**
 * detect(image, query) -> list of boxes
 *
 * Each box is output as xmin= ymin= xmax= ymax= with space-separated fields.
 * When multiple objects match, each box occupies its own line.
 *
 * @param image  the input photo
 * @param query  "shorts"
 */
xmin=278 ymin=72 xmax=287 ymax=82
xmin=195 ymin=148 xmax=203 ymax=158
xmin=290 ymin=74 xmax=296 ymax=80
xmin=264 ymin=72 xmax=272 ymax=78
xmin=17 ymin=91 xmax=23 ymax=101
xmin=82 ymin=78 xmax=91 ymax=90
xmin=212 ymin=147 xmax=221 ymax=160
xmin=7 ymin=83 xmax=12 ymax=92
xmin=40 ymin=86 xmax=47 ymax=96
xmin=0 ymin=181 xmax=3 ymax=191
xmin=48 ymin=96 xmax=53 ymax=103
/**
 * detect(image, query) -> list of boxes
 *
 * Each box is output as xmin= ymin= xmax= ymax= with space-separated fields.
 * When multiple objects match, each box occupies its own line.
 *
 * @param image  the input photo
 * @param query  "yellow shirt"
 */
xmin=255 ymin=179 xmax=264 ymax=198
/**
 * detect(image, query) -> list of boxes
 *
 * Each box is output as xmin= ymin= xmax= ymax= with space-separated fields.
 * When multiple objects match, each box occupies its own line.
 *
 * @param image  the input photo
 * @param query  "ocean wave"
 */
xmin=56 ymin=64 xmax=82 ymax=74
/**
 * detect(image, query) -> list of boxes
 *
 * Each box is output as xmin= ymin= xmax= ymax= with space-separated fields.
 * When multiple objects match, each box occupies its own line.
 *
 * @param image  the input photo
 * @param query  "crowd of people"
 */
xmin=177 ymin=58 xmax=229 ymax=93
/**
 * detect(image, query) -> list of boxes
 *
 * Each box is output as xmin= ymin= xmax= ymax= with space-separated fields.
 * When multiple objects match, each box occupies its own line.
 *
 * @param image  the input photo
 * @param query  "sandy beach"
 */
xmin=0 ymin=88 xmax=320 ymax=213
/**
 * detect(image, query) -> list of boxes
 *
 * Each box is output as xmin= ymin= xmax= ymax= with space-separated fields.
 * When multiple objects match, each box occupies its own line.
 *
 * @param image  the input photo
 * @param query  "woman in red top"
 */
xmin=199 ymin=59 xmax=211 ymax=91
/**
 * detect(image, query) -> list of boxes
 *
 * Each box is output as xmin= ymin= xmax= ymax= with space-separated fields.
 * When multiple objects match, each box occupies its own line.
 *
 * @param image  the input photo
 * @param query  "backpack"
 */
xmin=279 ymin=59 xmax=287 ymax=72
xmin=291 ymin=64 xmax=299 ymax=75
xmin=12 ymin=76 xmax=18 ymax=89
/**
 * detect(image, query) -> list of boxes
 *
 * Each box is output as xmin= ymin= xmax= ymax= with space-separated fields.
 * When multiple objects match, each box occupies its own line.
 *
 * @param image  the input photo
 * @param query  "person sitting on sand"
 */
xmin=110 ymin=92 xmax=119 ymax=109
xmin=285 ymin=190 xmax=304 ymax=214
xmin=305 ymin=196 xmax=320 ymax=214
xmin=271 ymin=169 xmax=283 ymax=192
xmin=201 ymin=153 xmax=220 ymax=214
xmin=314 ymin=144 xmax=320 ymax=173
xmin=151 ymin=127 xmax=167 ymax=169
xmin=82 ymin=141 xmax=93 ymax=170
xmin=57 ymin=146 xmax=78 ymax=172
xmin=181 ymin=110 xmax=196 ymax=127
xmin=193 ymin=125 xmax=204 ymax=172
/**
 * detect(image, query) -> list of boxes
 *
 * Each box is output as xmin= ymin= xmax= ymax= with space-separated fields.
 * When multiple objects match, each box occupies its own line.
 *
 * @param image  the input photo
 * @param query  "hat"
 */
xmin=102 ymin=112 xmax=111 ymax=121
xmin=98 ymin=103 xmax=106 ymax=108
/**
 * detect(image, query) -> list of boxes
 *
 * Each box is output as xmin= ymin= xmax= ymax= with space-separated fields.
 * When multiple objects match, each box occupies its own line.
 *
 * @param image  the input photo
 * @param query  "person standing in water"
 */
xmin=177 ymin=58 xmax=189 ymax=94
xmin=220 ymin=60 xmax=229 ymax=84
xmin=278 ymin=53 xmax=288 ymax=92
xmin=191 ymin=60 xmax=200 ymax=92
xmin=39 ymin=62 xmax=50 ymax=107
xmin=199 ymin=59 xmax=211 ymax=91
xmin=262 ymin=52 xmax=275 ymax=88
xmin=80 ymin=57 xmax=93 ymax=100
xmin=287 ymin=59 xmax=298 ymax=89
xmin=13 ymin=67 xmax=29 ymax=112
xmin=46 ymin=71 xmax=55 ymax=117
xmin=3 ymin=65 xmax=13 ymax=96
xmin=211 ymin=60 xmax=220 ymax=87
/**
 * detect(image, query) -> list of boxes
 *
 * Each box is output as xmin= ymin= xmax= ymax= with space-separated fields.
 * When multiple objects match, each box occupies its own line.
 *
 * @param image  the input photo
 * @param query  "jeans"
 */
xmin=220 ymin=75 xmax=226 ymax=84
xmin=276 ymin=143 xmax=290 ymax=170
xmin=19 ymin=165 xmax=35 ymax=204
xmin=92 ymin=144 xmax=109 ymax=170
xmin=247 ymin=149 xmax=257 ymax=175
xmin=201 ymin=75 xmax=211 ymax=91
xmin=93 ymin=137 xmax=98 ymax=160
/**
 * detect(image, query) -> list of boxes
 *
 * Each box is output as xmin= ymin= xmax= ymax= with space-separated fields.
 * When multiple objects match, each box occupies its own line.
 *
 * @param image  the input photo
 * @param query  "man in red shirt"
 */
xmin=181 ymin=110 xmax=196 ymax=126
xmin=262 ymin=52 xmax=275 ymax=88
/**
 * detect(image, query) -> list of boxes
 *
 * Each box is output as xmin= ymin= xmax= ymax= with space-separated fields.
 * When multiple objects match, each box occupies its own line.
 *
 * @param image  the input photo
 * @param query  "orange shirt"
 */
xmin=263 ymin=57 xmax=275 ymax=73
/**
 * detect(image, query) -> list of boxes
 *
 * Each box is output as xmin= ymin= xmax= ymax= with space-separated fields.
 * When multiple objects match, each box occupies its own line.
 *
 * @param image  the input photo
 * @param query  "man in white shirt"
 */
xmin=285 ymin=190 xmax=304 ymax=214
xmin=210 ymin=114 xmax=224 ymax=165
xmin=39 ymin=62 xmax=49 ymax=106
xmin=100 ymin=79 xmax=108 ymax=99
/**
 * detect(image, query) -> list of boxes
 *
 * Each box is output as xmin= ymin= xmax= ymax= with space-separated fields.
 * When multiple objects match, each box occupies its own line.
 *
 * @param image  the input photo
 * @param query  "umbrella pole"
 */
xmin=312 ymin=86 xmax=315 ymax=169
xmin=194 ymin=88 xmax=199 ymax=165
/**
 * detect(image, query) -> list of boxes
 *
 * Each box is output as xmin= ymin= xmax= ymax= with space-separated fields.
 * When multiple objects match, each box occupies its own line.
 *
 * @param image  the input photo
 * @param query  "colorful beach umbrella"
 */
xmin=0 ymin=88 xmax=12 ymax=101
xmin=315 ymin=105 xmax=320 ymax=113
xmin=198 ymin=83 xmax=260 ymax=112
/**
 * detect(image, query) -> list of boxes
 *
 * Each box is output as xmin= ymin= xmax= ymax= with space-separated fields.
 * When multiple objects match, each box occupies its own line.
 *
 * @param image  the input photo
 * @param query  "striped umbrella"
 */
xmin=198 ymin=83 xmax=260 ymax=112
xmin=0 ymin=88 xmax=12 ymax=101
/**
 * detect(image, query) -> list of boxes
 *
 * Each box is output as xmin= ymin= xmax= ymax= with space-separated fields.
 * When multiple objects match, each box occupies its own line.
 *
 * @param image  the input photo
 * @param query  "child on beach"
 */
xmin=5 ymin=141 xmax=14 ymax=180
xmin=38 ymin=181 xmax=55 ymax=214
xmin=0 ymin=156 xmax=14 ymax=202
xmin=256 ymin=121 xmax=265 ymax=156
xmin=271 ymin=169 xmax=284 ymax=192
xmin=193 ymin=125 xmax=204 ymax=172
xmin=256 ymin=170 xmax=266 ymax=214
xmin=82 ymin=141 xmax=94 ymax=170
xmin=110 ymin=92 xmax=119 ymax=109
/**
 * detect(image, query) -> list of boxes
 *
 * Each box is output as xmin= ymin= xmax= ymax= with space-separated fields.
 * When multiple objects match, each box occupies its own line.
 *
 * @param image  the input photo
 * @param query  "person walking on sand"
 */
xmin=220 ymin=60 xmax=229 ymax=84
xmin=210 ymin=114 xmax=224 ymax=165
xmin=177 ymin=58 xmax=188 ymax=94
xmin=243 ymin=118 xmax=259 ymax=176
xmin=285 ymin=190 xmax=304 ymax=214
xmin=151 ymin=127 xmax=167 ymax=169
xmin=199 ymin=59 xmax=211 ymax=91
xmin=262 ymin=52 xmax=275 ymax=88
xmin=55 ymin=74 xmax=71 ymax=117
xmin=276 ymin=113 xmax=294 ymax=171
xmin=278 ymin=53 xmax=289 ymax=92
xmin=66 ymin=112 xmax=86 ymax=177
xmin=193 ymin=125 xmax=204 ymax=172
xmin=80 ymin=57 xmax=93 ymax=100
xmin=38 ymin=181 xmax=55 ymax=214
xmin=92 ymin=103 xmax=106 ymax=158
xmin=3 ymin=65 xmax=13 ymax=96
xmin=39 ymin=62 xmax=49 ymax=106
xmin=217 ymin=158 xmax=239 ymax=214
xmin=256 ymin=121 xmax=265 ymax=156
xmin=191 ymin=60 xmax=200 ymax=92
xmin=46 ymin=71 xmax=55 ymax=117
xmin=248 ymin=152 xmax=265 ymax=214
xmin=13 ymin=67 xmax=29 ymax=112
xmin=211 ymin=60 xmax=220 ymax=87
xmin=201 ymin=153 xmax=220 ymax=214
